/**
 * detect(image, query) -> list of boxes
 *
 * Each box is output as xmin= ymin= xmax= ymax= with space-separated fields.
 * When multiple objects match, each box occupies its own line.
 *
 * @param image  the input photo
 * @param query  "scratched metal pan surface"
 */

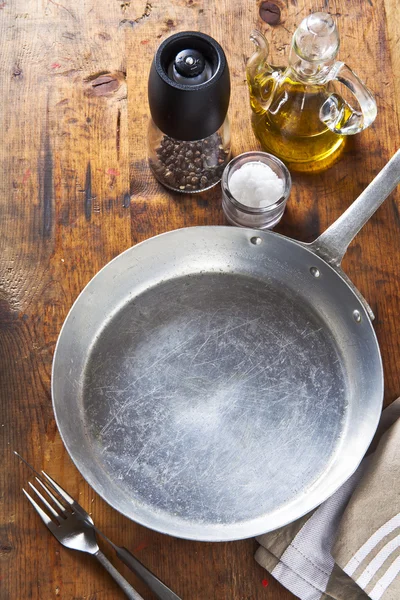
xmin=52 ymin=152 xmax=400 ymax=541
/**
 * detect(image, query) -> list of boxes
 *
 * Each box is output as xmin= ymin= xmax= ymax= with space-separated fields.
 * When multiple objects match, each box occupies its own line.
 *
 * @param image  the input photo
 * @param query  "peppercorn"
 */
xmin=149 ymin=132 xmax=230 ymax=192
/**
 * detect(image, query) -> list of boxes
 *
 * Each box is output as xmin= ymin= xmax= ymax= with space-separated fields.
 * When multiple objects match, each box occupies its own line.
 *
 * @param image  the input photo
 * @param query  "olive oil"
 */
xmin=249 ymin=76 xmax=346 ymax=173
xmin=246 ymin=15 xmax=377 ymax=174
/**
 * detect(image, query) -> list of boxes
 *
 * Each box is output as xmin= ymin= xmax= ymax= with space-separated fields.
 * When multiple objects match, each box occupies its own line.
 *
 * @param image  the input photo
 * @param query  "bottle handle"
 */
xmin=247 ymin=30 xmax=278 ymax=113
xmin=319 ymin=62 xmax=377 ymax=135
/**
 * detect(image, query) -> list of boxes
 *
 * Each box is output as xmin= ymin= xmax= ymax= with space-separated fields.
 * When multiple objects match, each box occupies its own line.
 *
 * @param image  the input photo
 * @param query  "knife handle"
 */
xmin=95 ymin=549 xmax=145 ymax=600
xmin=116 ymin=546 xmax=182 ymax=600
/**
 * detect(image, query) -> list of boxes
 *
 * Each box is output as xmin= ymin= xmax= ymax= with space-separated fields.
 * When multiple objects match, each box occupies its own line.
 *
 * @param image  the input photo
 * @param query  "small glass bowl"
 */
xmin=221 ymin=151 xmax=292 ymax=229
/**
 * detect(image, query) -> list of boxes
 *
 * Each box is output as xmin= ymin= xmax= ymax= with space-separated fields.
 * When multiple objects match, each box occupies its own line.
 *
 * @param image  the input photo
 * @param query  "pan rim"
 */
xmin=51 ymin=226 xmax=383 ymax=541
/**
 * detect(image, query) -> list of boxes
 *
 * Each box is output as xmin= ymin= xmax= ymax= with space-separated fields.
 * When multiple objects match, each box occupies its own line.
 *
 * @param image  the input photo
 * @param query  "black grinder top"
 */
xmin=148 ymin=31 xmax=230 ymax=141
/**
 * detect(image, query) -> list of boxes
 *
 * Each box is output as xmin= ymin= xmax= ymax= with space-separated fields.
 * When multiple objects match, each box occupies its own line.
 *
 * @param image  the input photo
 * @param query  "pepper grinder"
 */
xmin=148 ymin=31 xmax=231 ymax=193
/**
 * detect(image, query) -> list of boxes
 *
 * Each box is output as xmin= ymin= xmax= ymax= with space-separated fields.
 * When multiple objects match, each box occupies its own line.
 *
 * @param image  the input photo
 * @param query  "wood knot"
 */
xmin=85 ymin=71 xmax=126 ymax=98
xmin=91 ymin=74 xmax=120 ymax=95
xmin=0 ymin=543 xmax=13 ymax=556
xmin=98 ymin=32 xmax=112 ymax=41
xmin=259 ymin=1 xmax=281 ymax=25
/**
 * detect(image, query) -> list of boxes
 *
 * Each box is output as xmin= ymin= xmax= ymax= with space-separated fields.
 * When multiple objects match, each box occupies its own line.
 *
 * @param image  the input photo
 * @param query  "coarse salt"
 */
xmin=229 ymin=161 xmax=284 ymax=208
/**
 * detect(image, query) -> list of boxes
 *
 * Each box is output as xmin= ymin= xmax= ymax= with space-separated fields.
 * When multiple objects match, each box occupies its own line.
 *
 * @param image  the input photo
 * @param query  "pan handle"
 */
xmin=309 ymin=150 xmax=400 ymax=267
xmin=307 ymin=149 xmax=400 ymax=319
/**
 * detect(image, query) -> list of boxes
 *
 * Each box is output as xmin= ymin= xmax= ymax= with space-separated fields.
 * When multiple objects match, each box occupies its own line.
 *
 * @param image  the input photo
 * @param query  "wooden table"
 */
xmin=1 ymin=1 xmax=399 ymax=598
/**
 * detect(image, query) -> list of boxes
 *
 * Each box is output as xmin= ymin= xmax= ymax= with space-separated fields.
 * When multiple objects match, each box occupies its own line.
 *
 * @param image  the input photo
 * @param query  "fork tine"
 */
xmin=28 ymin=482 xmax=61 ymax=521
xmin=22 ymin=488 xmax=55 ymax=529
xmin=34 ymin=477 xmax=66 ymax=513
xmin=15 ymin=452 xmax=94 ymax=530
xmin=14 ymin=452 xmax=43 ymax=479
xmin=41 ymin=470 xmax=75 ymax=505
xmin=14 ymin=451 xmax=74 ymax=508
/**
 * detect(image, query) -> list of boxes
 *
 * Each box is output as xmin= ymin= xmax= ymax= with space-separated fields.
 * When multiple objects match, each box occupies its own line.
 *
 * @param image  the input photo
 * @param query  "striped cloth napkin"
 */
xmin=255 ymin=399 xmax=400 ymax=600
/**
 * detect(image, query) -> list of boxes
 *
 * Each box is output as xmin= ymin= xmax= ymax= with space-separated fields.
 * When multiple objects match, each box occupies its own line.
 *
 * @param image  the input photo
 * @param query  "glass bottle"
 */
xmin=148 ymin=32 xmax=231 ymax=193
xmin=246 ymin=13 xmax=377 ymax=173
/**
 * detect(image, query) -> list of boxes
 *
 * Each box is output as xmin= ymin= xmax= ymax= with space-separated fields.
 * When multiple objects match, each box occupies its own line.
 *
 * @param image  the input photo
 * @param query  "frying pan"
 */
xmin=52 ymin=151 xmax=400 ymax=541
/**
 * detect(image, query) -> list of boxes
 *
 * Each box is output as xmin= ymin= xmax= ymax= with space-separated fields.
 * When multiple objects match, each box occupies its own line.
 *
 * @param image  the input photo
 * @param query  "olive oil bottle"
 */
xmin=246 ymin=14 xmax=377 ymax=173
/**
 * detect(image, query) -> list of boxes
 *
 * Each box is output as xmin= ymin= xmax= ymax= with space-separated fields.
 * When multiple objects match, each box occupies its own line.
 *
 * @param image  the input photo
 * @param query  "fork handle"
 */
xmin=116 ymin=547 xmax=182 ymax=600
xmin=95 ymin=550 xmax=145 ymax=600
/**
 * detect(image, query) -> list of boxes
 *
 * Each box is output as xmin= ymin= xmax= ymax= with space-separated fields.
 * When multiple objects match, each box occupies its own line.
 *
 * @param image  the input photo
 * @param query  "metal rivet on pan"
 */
xmin=250 ymin=236 xmax=262 ymax=245
xmin=310 ymin=267 xmax=320 ymax=278
xmin=353 ymin=310 xmax=362 ymax=323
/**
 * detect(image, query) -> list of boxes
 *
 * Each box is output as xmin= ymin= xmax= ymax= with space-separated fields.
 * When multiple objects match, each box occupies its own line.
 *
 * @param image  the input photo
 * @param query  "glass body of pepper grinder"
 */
xmin=246 ymin=13 xmax=377 ymax=173
xmin=148 ymin=31 xmax=231 ymax=193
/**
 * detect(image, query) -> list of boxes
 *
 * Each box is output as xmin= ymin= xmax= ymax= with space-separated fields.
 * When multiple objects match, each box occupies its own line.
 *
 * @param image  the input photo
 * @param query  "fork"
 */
xmin=16 ymin=453 xmax=181 ymax=600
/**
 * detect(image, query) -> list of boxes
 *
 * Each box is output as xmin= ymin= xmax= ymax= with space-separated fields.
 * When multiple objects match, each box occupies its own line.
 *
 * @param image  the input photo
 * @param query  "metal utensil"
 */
xmin=21 ymin=481 xmax=143 ymax=599
xmin=15 ymin=453 xmax=181 ymax=600
xmin=94 ymin=531 xmax=181 ymax=600
xmin=52 ymin=151 xmax=400 ymax=542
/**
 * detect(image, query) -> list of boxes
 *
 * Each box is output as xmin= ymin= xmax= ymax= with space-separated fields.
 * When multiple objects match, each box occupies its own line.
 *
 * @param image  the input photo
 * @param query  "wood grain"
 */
xmin=0 ymin=0 xmax=399 ymax=599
